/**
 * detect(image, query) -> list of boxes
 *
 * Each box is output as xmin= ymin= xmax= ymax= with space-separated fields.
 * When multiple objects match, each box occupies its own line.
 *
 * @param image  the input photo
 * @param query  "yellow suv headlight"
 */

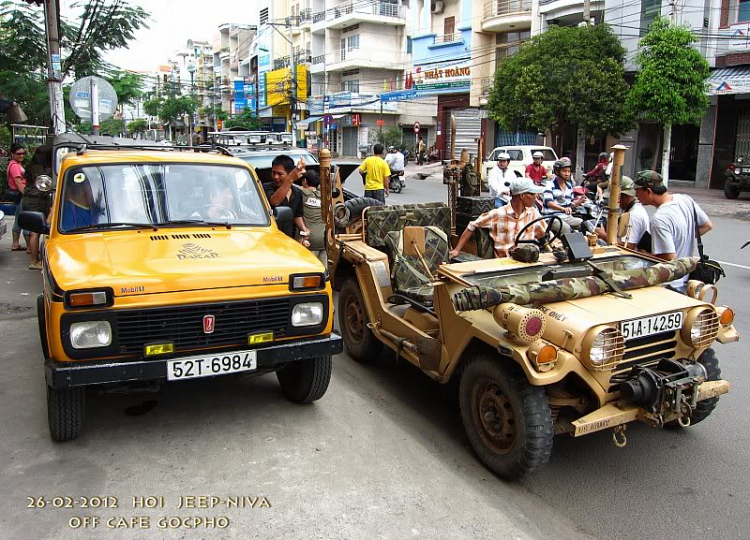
xmin=70 ymin=321 xmax=112 ymax=349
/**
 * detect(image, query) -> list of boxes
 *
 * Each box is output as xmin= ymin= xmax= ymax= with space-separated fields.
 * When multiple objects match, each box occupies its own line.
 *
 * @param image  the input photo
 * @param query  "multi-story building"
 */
xmin=213 ymin=23 xmax=256 ymax=115
xmin=305 ymin=0 xmax=410 ymax=155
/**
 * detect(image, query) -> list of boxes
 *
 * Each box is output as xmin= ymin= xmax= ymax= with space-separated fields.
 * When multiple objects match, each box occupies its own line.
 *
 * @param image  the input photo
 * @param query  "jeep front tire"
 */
xmin=459 ymin=353 xmax=553 ymax=480
xmin=47 ymin=385 xmax=86 ymax=442
xmin=339 ymin=278 xmax=382 ymax=363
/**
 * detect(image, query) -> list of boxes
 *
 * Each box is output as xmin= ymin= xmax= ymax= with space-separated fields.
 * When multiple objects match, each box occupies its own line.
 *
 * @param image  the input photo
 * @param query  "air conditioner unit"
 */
xmin=431 ymin=1 xmax=444 ymax=14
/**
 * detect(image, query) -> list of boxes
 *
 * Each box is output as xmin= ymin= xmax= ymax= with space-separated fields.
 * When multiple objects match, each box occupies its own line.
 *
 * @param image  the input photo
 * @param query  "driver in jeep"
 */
xmin=450 ymin=178 xmax=549 ymax=259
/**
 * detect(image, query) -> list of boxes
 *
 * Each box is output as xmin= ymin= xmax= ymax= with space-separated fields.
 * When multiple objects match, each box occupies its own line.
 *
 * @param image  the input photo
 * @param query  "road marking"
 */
xmin=716 ymin=260 xmax=750 ymax=271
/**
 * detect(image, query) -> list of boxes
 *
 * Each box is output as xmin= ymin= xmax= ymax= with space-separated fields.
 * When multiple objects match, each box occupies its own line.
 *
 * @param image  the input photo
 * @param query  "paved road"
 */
xmin=2 ymin=175 xmax=748 ymax=540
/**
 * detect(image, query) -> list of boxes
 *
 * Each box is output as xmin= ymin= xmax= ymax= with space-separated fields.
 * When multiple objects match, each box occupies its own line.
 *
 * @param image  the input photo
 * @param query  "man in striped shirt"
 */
xmin=450 ymin=178 xmax=547 ymax=259
xmin=542 ymin=158 xmax=583 ymax=232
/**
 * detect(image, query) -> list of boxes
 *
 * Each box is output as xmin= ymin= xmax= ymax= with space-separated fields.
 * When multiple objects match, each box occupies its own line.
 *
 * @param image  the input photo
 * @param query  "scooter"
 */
xmin=389 ymin=170 xmax=406 ymax=194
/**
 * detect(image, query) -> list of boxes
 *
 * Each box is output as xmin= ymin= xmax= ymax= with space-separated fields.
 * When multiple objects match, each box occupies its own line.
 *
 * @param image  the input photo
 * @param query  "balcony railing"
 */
xmin=333 ymin=1 xmax=403 ymax=19
xmin=433 ymin=32 xmax=462 ymax=44
xmin=300 ymin=8 xmax=312 ymax=22
xmin=312 ymin=54 xmax=325 ymax=65
xmin=313 ymin=11 xmax=326 ymax=23
xmin=484 ymin=0 xmax=532 ymax=18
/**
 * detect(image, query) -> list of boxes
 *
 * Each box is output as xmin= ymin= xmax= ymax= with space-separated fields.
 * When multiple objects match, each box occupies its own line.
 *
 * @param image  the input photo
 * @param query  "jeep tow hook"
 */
xmin=612 ymin=425 xmax=627 ymax=448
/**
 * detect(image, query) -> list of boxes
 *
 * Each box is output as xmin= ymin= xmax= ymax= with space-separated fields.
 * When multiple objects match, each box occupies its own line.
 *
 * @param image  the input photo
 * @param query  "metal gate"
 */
xmin=343 ymin=127 xmax=358 ymax=157
xmin=445 ymin=108 xmax=481 ymax=159
xmin=736 ymin=108 xmax=750 ymax=160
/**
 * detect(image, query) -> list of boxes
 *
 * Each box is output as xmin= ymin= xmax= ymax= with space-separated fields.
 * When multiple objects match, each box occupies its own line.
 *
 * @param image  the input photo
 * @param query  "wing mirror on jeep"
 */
xmin=273 ymin=206 xmax=293 ymax=225
xmin=18 ymin=211 xmax=50 ymax=235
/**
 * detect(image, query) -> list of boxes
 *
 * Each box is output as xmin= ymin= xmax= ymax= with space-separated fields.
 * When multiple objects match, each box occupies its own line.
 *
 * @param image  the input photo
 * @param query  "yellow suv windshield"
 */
xmin=59 ymin=163 xmax=270 ymax=232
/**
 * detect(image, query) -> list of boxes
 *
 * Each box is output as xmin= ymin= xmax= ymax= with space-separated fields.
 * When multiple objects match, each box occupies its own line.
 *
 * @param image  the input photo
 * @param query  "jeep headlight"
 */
xmin=70 ymin=321 xmax=112 ymax=349
xmin=582 ymin=326 xmax=624 ymax=370
xmin=291 ymin=302 xmax=324 ymax=327
xmin=681 ymin=307 xmax=719 ymax=348
xmin=34 ymin=174 xmax=52 ymax=192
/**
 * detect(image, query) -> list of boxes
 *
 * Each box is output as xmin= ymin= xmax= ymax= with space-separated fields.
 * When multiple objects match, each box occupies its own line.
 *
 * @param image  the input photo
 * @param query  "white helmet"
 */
xmin=532 ymin=151 xmax=544 ymax=159
xmin=497 ymin=152 xmax=511 ymax=161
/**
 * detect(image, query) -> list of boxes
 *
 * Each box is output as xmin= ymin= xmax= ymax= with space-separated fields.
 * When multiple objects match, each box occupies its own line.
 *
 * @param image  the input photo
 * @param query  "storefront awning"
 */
xmin=297 ymin=116 xmax=322 ymax=128
xmin=708 ymin=66 xmax=750 ymax=95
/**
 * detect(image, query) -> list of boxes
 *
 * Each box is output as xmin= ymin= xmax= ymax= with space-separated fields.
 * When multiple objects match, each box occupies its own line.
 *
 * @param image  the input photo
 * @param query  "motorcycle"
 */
xmin=572 ymin=186 xmax=606 ymax=234
xmin=389 ymin=170 xmax=406 ymax=194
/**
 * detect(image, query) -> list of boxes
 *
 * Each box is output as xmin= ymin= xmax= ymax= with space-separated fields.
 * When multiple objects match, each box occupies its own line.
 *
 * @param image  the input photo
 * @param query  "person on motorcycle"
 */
xmin=385 ymin=145 xmax=405 ymax=174
xmin=488 ymin=152 xmax=514 ymax=208
xmin=584 ymin=152 xmax=610 ymax=194
xmin=525 ymin=151 xmax=549 ymax=185
xmin=542 ymin=158 xmax=583 ymax=232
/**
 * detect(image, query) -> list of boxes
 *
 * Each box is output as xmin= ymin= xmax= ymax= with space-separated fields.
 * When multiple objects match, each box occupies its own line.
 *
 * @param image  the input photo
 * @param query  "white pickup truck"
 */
xmin=484 ymin=145 xmax=558 ymax=183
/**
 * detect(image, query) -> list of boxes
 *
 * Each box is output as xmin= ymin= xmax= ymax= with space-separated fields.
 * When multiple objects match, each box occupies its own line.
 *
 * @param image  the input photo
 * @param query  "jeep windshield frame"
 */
xmin=57 ymin=162 xmax=270 ymax=234
xmin=458 ymin=254 xmax=655 ymax=289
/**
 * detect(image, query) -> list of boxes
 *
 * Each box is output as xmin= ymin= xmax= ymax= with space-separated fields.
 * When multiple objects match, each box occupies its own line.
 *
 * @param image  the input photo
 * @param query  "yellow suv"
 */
xmin=20 ymin=146 xmax=341 ymax=441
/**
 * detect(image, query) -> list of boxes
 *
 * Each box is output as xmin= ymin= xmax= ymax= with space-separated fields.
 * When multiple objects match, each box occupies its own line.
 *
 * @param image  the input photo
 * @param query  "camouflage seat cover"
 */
xmin=365 ymin=202 xmax=451 ymax=248
xmin=384 ymin=226 xmax=450 ymax=306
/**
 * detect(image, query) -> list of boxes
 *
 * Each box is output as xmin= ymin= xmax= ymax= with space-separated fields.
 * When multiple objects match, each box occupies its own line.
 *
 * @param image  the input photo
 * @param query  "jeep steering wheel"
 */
xmin=514 ymin=214 xmax=563 ymax=248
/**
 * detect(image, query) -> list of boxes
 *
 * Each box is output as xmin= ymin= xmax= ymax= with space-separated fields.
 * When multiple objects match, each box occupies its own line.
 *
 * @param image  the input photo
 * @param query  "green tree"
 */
xmin=127 ymin=118 xmax=148 ymax=134
xmin=224 ymin=109 xmax=262 ymax=130
xmin=143 ymin=97 xmax=162 ymax=118
xmin=626 ymin=17 xmax=709 ymax=183
xmin=0 ymin=0 xmax=149 ymax=126
xmin=106 ymin=71 xmax=144 ymax=114
xmin=488 ymin=24 xmax=632 ymax=160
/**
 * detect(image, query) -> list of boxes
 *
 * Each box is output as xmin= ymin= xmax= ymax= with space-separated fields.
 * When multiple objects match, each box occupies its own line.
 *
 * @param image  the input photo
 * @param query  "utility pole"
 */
xmin=44 ymin=0 xmax=66 ymax=135
xmin=288 ymin=17 xmax=297 ymax=146
xmin=583 ymin=0 xmax=590 ymax=26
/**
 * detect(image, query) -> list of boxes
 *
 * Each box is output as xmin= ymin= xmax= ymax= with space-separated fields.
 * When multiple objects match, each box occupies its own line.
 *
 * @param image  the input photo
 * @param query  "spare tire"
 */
xmin=335 ymin=197 xmax=384 ymax=227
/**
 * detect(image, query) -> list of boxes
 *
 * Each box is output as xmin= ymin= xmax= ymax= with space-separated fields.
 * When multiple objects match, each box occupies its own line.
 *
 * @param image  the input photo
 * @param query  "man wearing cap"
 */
xmin=525 ymin=151 xmax=549 ymax=185
xmin=634 ymin=170 xmax=713 ymax=290
xmin=450 ymin=178 xmax=547 ymax=259
xmin=595 ymin=176 xmax=650 ymax=250
xmin=385 ymin=145 xmax=405 ymax=175
xmin=488 ymin=152 xmax=514 ymax=208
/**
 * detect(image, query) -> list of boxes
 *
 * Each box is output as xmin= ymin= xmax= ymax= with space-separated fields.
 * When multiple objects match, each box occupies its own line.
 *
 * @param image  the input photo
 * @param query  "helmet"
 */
xmin=388 ymin=145 xmax=395 ymax=151
xmin=553 ymin=158 xmax=572 ymax=173
xmin=599 ymin=152 xmax=609 ymax=160
xmin=497 ymin=152 xmax=511 ymax=161
xmin=532 ymin=151 xmax=544 ymax=159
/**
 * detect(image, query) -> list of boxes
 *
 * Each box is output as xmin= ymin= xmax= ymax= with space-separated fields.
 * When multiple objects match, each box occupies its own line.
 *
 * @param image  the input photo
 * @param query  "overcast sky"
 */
xmin=60 ymin=0 xmax=256 ymax=73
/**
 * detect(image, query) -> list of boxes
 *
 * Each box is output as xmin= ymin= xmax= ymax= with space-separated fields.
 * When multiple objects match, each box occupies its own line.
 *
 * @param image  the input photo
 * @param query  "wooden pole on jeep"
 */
xmin=319 ymin=148 xmax=335 ymax=273
xmin=606 ymin=144 xmax=627 ymax=246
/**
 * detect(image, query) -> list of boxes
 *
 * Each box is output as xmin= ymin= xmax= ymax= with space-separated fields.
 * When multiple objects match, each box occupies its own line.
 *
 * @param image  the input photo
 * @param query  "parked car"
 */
xmin=20 ymin=142 xmax=342 ymax=442
xmin=483 ymin=146 xmax=558 ymax=184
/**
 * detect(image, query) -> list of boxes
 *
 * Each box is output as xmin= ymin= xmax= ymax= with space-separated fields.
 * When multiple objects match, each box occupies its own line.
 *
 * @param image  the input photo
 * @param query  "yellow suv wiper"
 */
xmin=70 ymin=222 xmax=158 ymax=231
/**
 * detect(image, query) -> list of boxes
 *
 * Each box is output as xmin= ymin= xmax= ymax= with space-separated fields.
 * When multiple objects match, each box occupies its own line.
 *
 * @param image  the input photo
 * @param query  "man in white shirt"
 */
xmin=634 ymin=170 xmax=713 ymax=291
xmin=385 ymin=146 xmax=405 ymax=173
xmin=488 ymin=152 xmax=514 ymax=207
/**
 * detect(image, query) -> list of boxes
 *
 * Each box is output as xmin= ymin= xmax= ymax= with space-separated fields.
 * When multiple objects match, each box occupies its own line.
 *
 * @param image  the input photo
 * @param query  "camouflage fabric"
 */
xmin=452 ymin=257 xmax=697 ymax=311
xmin=366 ymin=202 xmax=451 ymax=248
xmin=510 ymin=244 xmax=540 ymax=263
xmin=385 ymin=225 xmax=450 ymax=306
xmin=474 ymin=228 xmax=495 ymax=259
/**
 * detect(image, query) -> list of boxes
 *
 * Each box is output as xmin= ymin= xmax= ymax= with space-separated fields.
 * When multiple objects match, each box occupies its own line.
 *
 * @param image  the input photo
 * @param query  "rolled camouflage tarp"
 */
xmin=335 ymin=197 xmax=384 ymax=228
xmin=452 ymin=257 xmax=697 ymax=311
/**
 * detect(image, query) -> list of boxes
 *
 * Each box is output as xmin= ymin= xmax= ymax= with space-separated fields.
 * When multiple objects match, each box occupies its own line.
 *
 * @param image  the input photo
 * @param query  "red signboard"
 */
xmin=413 ymin=121 xmax=421 ymax=133
xmin=376 ymin=119 xmax=385 ymax=127
xmin=351 ymin=113 xmax=360 ymax=126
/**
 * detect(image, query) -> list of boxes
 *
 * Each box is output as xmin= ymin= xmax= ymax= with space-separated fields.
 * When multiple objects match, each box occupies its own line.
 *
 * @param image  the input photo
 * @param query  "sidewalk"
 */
xmin=669 ymin=185 xmax=750 ymax=221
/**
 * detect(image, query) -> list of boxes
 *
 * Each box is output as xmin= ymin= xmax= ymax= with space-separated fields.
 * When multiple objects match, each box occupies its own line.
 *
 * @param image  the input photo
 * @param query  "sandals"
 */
xmin=11 ymin=246 xmax=24 ymax=251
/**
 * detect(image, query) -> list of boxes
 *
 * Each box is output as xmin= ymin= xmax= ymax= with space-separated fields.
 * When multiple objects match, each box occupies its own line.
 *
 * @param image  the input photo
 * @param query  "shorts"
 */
xmin=364 ymin=189 xmax=386 ymax=204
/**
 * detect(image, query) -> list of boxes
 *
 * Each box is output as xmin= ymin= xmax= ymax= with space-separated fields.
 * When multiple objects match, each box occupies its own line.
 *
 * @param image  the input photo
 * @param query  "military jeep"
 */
xmin=317 ymin=148 xmax=738 ymax=480
xmin=724 ymin=157 xmax=750 ymax=199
